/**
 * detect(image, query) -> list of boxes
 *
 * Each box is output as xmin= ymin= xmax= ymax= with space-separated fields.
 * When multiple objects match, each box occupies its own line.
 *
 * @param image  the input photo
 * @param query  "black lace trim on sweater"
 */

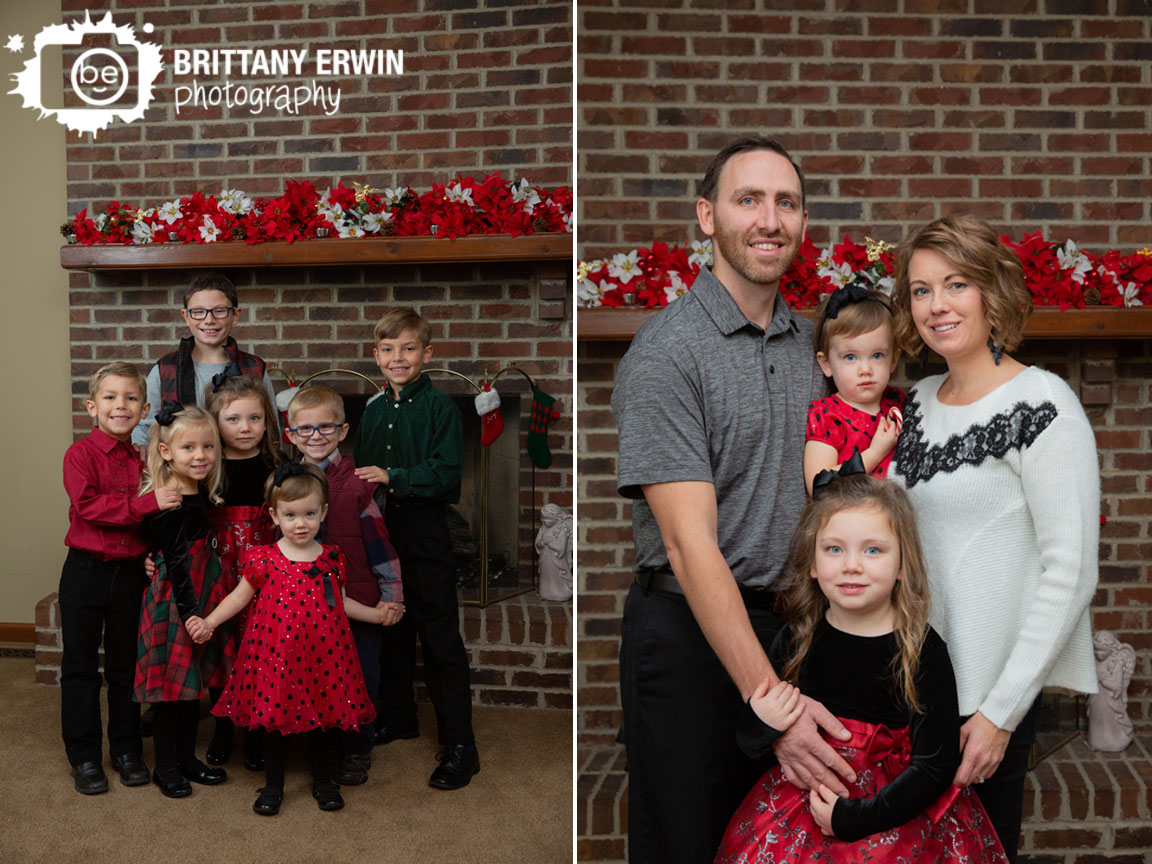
xmin=895 ymin=390 xmax=1058 ymax=487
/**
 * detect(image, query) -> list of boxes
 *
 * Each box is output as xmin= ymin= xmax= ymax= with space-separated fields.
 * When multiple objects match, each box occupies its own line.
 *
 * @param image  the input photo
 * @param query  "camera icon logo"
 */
xmin=9 ymin=11 xmax=163 ymax=136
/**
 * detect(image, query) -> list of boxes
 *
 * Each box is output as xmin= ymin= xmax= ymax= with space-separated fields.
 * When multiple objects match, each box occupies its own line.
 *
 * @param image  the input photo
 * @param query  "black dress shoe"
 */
xmin=110 ymin=753 xmax=150 ymax=787
xmin=428 ymin=744 xmax=480 ymax=790
xmin=312 ymin=781 xmax=344 ymax=811
xmin=152 ymin=767 xmax=192 ymax=798
xmin=335 ymin=753 xmax=371 ymax=786
xmin=252 ymin=786 xmax=283 ymax=816
xmin=71 ymin=761 xmax=109 ymax=795
xmin=178 ymin=760 xmax=227 ymax=785
xmin=373 ymin=724 xmax=419 ymax=746
xmin=244 ymin=750 xmax=264 ymax=771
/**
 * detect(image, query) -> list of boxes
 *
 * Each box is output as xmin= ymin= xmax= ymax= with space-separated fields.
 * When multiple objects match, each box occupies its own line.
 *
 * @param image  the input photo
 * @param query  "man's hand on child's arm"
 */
xmin=375 ymin=600 xmax=404 ymax=626
xmin=155 ymin=487 xmax=183 ymax=510
xmin=353 ymin=465 xmax=389 ymax=485
xmin=809 ymin=784 xmax=840 ymax=836
xmin=774 ymin=696 xmax=855 ymax=797
xmin=185 ymin=616 xmax=213 ymax=644
xmin=750 ymin=679 xmax=805 ymax=732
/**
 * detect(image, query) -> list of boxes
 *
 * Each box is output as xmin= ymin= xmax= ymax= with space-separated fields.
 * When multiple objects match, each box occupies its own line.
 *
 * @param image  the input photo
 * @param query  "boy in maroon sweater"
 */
xmin=60 ymin=362 xmax=182 ymax=794
xmin=285 ymin=385 xmax=404 ymax=786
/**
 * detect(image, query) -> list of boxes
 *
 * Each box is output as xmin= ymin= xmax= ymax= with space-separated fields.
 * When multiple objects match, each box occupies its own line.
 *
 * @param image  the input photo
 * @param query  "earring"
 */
xmin=987 ymin=337 xmax=1004 ymax=366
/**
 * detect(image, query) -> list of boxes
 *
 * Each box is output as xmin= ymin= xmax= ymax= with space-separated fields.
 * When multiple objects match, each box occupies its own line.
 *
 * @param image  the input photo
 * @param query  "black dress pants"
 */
xmin=378 ymin=501 xmax=474 ymax=746
xmin=620 ymin=582 xmax=784 ymax=864
xmin=58 ymin=548 xmax=146 ymax=766
xmin=969 ymin=700 xmax=1040 ymax=864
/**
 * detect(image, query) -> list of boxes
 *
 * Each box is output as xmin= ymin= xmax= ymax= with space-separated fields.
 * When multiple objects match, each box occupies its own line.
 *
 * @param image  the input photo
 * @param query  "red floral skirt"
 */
xmin=715 ymin=717 xmax=1008 ymax=864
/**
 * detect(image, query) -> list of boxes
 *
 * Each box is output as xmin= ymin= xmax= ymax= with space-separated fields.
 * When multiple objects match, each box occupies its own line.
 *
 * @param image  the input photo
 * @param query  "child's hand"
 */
xmin=143 ymin=554 xmax=157 ymax=579
xmin=376 ymin=601 xmax=405 ymax=626
xmin=155 ymin=487 xmax=183 ymax=510
xmin=750 ymin=679 xmax=805 ymax=732
xmin=185 ymin=616 xmax=213 ymax=644
xmin=353 ymin=465 xmax=390 ymax=485
xmin=808 ymin=784 xmax=840 ymax=835
xmin=870 ymin=414 xmax=900 ymax=457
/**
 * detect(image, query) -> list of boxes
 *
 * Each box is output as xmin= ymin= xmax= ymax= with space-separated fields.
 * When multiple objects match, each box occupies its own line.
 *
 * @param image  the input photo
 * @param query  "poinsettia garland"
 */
xmin=65 ymin=174 xmax=572 ymax=246
xmin=577 ymin=235 xmax=1152 ymax=311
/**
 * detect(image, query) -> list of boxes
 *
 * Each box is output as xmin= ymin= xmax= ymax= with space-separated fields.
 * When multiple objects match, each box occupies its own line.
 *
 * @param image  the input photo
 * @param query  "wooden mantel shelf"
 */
xmin=578 ymin=306 xmax=1152 ymax=341
xmin=60 ymin=233 xmax=572 ymax=271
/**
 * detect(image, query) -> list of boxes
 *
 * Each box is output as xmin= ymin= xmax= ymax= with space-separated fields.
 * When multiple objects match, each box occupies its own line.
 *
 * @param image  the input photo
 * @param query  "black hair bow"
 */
xmin=273 ymin=462 xmax=311 ymax=487
xmin=155 ymin=401 xmax=184 ymax=427
xmin=211 ymin=359 xmax=242 ymax=392
xmin=811 ymin=447 xmax=867 ymax=499
xmin=816 ymin=279 xmax=893 ymax=345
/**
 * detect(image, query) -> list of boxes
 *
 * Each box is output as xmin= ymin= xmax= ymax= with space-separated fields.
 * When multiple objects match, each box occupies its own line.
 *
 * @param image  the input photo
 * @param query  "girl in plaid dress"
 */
xmin=135 ymin=403 xmax=230 ymax=798
xmin=202 ymin=375 xmax=282 ymax=770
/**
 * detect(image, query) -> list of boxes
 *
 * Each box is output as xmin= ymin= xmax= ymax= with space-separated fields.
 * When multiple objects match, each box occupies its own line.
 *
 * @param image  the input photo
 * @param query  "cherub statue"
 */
xmin=1086 ymin=630 xmax=1135 ymax=752
xmin=535 ymin=504 xmax=572 ymax=601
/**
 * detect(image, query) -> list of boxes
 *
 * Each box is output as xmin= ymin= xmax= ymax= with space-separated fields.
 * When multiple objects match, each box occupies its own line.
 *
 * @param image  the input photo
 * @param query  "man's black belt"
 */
xmin=635 ymin=568 xmax=781 ymax=612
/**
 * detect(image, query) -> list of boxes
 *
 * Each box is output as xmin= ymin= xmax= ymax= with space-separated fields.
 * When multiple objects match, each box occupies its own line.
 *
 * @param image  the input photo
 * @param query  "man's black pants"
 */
xmin=620 ymin=581 xmax=783 ymax=864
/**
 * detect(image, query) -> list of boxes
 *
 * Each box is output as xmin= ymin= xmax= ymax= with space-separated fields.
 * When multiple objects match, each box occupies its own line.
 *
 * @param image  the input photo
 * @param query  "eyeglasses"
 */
xmin=288 ymin=423 xmax=344 ymax=438
xmin=185 ymin=306 xmax=236 ymax=320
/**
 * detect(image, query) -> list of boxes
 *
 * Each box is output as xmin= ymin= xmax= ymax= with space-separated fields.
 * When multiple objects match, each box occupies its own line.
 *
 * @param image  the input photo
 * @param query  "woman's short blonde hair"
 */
xmin=891 ymin=214 xmax=1032 ymax=356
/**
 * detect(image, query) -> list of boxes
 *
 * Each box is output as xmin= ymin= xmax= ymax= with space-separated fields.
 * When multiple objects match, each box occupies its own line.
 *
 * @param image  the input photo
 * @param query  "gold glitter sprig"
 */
xmin=864 ymin=236 xmax=894 ymax=263
xmin=353 ymin=182 xmax=378 ymax=204
xmin=576 ymin=261 xmax=591 ymax=282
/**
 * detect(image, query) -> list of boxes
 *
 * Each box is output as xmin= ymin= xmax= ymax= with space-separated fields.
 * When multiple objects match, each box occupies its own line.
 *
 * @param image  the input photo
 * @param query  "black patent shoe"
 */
xmin=253 ymin=786 xmax=283 ymax=816
xmin=205 ymin=722 xmax=234 ymax=765
xmin=110 ymin=752 xmax=150 ymax=787
xmin=373 ymin=723 xmax=419 ymax=746
xmin=178 ymin=759 xmax=227 ymax=785
xmin=152 ymin=766 xmax=192 ymax=798
xmin=336 ymin=753 xmax=371 ymax=786
xmin=312 ymin=781 xmax=344 ymax=811
xmin=428 ymin=744 xmax=480 ymax=790
xmin=71 ymin=761 xmax=109 ymax=795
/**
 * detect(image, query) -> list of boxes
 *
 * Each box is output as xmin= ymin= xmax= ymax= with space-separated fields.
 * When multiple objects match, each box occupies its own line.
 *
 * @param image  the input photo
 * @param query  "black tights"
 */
xmin=208 ymin=687 xmax=263 ymax=757
xmin=151 ymin=700 xmax=199 ymax=772
xmin=262 ymin=729 xmax=337 ymax=791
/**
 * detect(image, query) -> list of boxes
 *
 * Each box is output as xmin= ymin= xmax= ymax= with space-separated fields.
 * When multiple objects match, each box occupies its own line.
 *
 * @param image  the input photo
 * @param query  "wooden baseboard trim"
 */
xmin=0 ymin=623 xmax=35 ymax=644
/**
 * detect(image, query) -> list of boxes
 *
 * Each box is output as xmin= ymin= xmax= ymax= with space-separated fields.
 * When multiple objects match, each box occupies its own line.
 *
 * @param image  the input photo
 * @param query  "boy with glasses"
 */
xmin=286 ymin=384 xmax=405 ymax=786
xmin=133 ymin=272 xmax=277 ymax=447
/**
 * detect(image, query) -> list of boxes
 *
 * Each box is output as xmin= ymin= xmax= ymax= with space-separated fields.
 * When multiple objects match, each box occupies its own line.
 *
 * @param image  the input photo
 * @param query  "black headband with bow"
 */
xmin=273 ymin=462 xmax=312 ymax=487
xmin=155 ymin=401 xmax=184 ymax=427
xmin=811 ymin=448 xmax=867 ymax=499
xmin=816 ymin=280 xmax=893 ymax=346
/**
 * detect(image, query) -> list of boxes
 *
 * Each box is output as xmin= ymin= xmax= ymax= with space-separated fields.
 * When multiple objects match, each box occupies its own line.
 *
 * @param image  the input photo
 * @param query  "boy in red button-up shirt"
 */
xmin=60 ymin=362 xmax=181 ymax=795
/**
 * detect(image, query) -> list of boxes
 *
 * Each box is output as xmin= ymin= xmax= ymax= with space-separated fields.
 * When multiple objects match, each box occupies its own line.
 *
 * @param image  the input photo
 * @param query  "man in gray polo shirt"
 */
xmin=612 ymin=137 xmax=856 ymax=864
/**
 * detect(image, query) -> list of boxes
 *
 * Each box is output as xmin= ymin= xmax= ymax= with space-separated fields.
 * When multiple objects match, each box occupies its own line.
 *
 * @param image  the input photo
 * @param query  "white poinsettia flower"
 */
xmin=1121 ymin=282 xmax=1143 ymax=307
xmin=383 ymin=186 xmax=410 ymax=207
xmin=217 ymin=188 xmax=253 ymax=215
xmin=1056 ymin=239 xmax=1092 ymax=284
xmin=336 ymin=221 xmax=366 ymax=239
xmin=578 ymin=277 xmax=617 ymax=308
xmin=511 ymin=178 xmax=541 ymax=214
xmin=815 ymin=242 xmax=836 ymax=270
xmin=199 ymin=215 xmax=220 ymax=243
xmin=95 ymin=213 xmax=108 ymax=231
xmin=875 ymin=275 xmax=896 ymax=296
xmin=689 ymin=239 xmax=713 ymax=268
xmin=1095 ymin=264 xmax=1119 ymax=288
xmin=585 ymin=258 xmax=606 ymax=273
xmin=608 ymin=250 xmax=641 ymax=284
xmin=818 ymin=259 xmax=854 ymax=288
xmin=318 ymin=200 xmax=345 ymax=225
xmin=157 ymin=200 xmax=182 ymax=224
xmin=664 ymin=272 xmax=690 ymax=304
xmin=563 ymin=210 xmax=573 ymax=232
xmin=445 ymin=183 xmax=474 ymax=206
xmin=362 ymin=211 xmax=393 ymax=234
xmin=131 ymin=221 xmax=155 ymax=245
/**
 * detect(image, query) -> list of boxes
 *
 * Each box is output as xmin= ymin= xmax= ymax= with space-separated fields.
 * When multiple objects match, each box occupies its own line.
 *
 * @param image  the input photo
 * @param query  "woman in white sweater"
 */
xmin=889 ymin=214 xmax=1099 ymax=862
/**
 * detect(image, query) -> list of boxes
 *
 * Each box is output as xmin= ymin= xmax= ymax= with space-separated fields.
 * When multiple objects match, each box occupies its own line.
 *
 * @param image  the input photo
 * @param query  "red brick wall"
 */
xmin=577 ymin=0 xmax=1151 ymax=259
xmin=576 ymin=339 xmax=1152 ymax=746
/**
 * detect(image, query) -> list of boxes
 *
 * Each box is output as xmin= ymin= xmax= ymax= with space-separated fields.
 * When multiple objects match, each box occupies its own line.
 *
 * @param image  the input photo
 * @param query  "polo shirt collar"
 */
xmin=691 ymin=267 xmax=802 ymax=338
xmin=395 ymin=372 xmax=431 ymax=401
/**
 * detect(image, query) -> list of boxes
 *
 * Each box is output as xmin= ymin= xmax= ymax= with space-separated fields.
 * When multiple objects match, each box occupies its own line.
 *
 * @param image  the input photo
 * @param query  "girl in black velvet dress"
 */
xmin=716 ymin=475 xmax=1007 ymax=863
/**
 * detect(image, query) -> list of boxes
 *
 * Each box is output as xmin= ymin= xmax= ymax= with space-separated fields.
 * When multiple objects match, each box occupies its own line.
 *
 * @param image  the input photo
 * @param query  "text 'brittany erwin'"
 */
xmin=171 ymin=49 xmax=405 ymax=78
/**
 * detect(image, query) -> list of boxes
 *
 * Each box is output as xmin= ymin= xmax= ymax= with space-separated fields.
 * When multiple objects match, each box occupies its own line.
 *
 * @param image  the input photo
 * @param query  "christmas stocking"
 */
xmin=527 ymin=385 xmax=560 ymax=468
xmin=475 ymin=382 xmax=503 ymax=447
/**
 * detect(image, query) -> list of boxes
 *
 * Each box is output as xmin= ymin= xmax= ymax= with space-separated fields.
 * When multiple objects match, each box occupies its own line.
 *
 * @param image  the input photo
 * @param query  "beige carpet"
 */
xmin=0 ymin=657 xmax=572 ymax=864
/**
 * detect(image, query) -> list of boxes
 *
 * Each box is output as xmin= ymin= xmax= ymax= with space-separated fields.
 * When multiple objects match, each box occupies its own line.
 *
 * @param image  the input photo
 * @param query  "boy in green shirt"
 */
xmin=353 ymin=308 xmax=477 ymax=790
